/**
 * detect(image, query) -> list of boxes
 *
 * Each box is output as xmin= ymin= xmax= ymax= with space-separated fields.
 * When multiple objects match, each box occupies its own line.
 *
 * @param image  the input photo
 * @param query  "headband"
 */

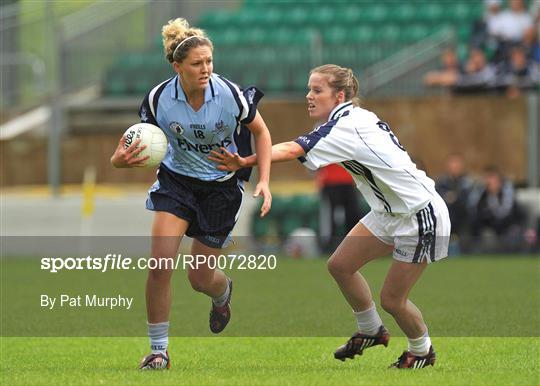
xmin=172 ymin=35 xmax=200 ymax=59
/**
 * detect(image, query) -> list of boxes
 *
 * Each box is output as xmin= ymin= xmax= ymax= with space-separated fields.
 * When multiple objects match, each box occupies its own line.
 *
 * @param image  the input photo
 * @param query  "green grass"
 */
xmin=2 ymin=255 xmax=539 ymax=336
xmin=1 ymin=255 xmax=539 ymax=385
xmin=1 ymin=337 xmax=538 ymax=385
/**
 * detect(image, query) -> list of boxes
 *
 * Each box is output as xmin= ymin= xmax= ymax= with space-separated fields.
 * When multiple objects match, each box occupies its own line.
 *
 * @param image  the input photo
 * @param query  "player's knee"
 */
xmin=187 ymin=272 xmax=210 ymax=293
xmin=327 ymin=257 xmax=345 ymax=278
xmin=380 ymin=293 xmax=405 ymax=315
xmin=147 ymin=267 xmax=173 ymax=282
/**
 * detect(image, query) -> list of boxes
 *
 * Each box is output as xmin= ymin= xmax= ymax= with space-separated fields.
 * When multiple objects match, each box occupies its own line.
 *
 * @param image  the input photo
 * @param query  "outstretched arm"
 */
xmin=208 ymin=141 xmax=305 ymax=171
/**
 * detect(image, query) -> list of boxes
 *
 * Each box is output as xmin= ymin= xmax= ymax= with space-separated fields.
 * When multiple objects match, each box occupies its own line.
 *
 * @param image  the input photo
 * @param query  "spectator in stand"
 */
xmin=523 ymin=26 xmax=540 ymax=62
xmin=531 ymin=0 xmax=540 ymax=31
xmin=486 ymin=0 xmax=505 ymax=36
xmin=435 ymin=154 xmax=474 ymax=240
xmin=468 ymin=166 xmax=525 ymax=251
xmin=316 ymin=164 xmax=364 ymax=253
xmin=524 ymin=0 xmax=540 ymax=62
xmin=453 ymin=47 xmax=497 ymax=92
xmin=493 ymin=0 xmax=534 ymax=42
xmin=496 ymin=44 xmax=540 ymax=97
xmin=423 ymin=48 xmax=463 ymax=87
xmin=491 ymin=0 xmax=534 ymax=62
xmin=425 ymin=48 xmax=496 ymax=92
xmin=470 ymin=0 xmax=505 ymax=54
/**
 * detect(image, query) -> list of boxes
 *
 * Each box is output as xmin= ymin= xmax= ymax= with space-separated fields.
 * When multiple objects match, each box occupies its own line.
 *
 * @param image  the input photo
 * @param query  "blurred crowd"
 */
xmin=425 ymin=0 xmax=540 ymax=97
xmin=253 ymin=157 xmax=538 ymax=256
xmin=435 ymin=154 xmax=539 ymax=254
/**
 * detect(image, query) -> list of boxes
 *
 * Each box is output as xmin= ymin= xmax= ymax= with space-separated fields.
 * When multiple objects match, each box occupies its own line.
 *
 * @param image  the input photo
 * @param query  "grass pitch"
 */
xmin=1 ymin=255 xmax=539 ymax=385
xmin=1 ymin=337 xmax=538 ymax=385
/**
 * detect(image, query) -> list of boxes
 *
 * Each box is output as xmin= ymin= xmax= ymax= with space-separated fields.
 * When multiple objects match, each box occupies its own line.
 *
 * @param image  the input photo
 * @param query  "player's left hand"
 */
xmin=208 ymin=148 xmax=246 ymax=171
xmin=110 ymin=136 xmax=150 ymax=168
xmin=253 ymin=181 xmax=272 ymax=218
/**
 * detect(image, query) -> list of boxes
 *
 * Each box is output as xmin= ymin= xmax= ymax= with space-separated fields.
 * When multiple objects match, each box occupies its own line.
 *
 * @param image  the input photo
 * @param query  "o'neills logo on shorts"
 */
xmin=395 ymin=248 xmax=408 ymax=257
xmin=170 ymin=122 xmax=184 ymax=135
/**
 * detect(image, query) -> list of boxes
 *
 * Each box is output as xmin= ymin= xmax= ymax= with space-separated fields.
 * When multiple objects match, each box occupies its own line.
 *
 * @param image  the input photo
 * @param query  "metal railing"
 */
xmin=361 ymin=28 xmax=455 ymax=97
xmin=0 ymin=1 xmax=179 ymax=110
xmin=58 ymin=1 xmax=151 ymax=94
xmin=0 ymin=52 xmax=47 ymax=108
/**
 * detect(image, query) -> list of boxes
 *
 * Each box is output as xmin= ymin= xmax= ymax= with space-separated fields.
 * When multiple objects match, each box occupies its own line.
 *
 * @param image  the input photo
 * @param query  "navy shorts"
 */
xmin=146 ymin=164 xmax=244 ymax=248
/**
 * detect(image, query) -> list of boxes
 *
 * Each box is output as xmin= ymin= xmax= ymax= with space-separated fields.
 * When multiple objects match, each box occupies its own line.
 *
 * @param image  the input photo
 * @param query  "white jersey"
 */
xmin=294 ymin=102 xmax=438 ymax=214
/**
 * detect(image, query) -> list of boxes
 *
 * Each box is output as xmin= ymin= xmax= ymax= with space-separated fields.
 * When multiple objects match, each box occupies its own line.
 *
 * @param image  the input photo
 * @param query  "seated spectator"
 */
xmin=524 ymin=0 xmax=540 ymax=62
xmin=470 ymin=0 xmax=504 ymax=53
xmin=532 ymin=0 xmax=540 ymax=30
xmin=436 ymin=154 xmax=474 ymax=239
xmin=468 ymin=166 xmax=525 ymax=252
xmin=523 ymin=26 xmax=540 ymax=62
xmin=496 ymin=44 xmax=540 ymax=97
xmin=486 ymin=0 xmax=505 ymax=36
xmin=491 ymin=0 xmax=534 ymax=62
xmin=492 ymin=0 xmax=533 ymax=42
xmin=424 ymin=48 xmax=463 ymax=87
xmin=452 ymin=47 xmax=497 ymax=92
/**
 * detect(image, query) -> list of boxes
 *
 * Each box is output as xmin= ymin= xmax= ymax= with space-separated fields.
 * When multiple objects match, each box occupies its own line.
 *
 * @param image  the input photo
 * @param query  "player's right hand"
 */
xmin=208 ymin=147 xmax=247 ymax=171
xmin=110 ymin=135 xmax=149 ymax=168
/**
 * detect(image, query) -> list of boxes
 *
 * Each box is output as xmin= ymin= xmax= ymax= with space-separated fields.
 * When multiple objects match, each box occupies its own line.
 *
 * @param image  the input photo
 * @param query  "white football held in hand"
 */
xmin=123 ymin=123 xmax=168 ymax=168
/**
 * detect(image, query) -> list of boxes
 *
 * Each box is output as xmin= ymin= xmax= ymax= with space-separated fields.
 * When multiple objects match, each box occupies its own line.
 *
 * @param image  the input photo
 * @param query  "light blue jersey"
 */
xmin=139 ymin=73 xmax=263 ymax=181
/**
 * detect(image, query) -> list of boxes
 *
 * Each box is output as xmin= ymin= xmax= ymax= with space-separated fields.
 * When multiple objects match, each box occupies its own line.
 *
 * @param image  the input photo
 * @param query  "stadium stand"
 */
xmin=90 ymin=0 xmax=540 ymax=247
xmin=424 ymin=0 xmax=540 ymax=95
xmin=102 ymin=1 xmax=484 ymax=95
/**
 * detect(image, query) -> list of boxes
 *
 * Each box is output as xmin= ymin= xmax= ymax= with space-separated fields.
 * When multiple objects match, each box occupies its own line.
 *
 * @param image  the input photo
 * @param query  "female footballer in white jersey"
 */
xmin=211 ymin=64 xmax=450 ymax=369
xmin=110 ymin=18 xmax=272 ymax=370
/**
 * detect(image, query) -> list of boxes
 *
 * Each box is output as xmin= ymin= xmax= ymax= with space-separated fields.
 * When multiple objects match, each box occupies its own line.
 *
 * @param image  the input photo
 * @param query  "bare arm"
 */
xmin=245 ymin=111 xmax=272 ymax=183
xmin=209 ymin=140 xmax=305 ymax=170
xmin=243 ymin=110 xmax=273 ymax=217
xmin=269 ymin=141 xmax=306 ymax=163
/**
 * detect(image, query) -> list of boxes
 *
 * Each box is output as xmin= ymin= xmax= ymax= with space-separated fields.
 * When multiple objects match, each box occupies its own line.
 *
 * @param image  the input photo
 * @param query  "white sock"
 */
xmin=353 ymin=301 xmax=383 ymax=335
xmin=212 ymin=279 xmax=230 ymax=307
xmin=408 ymin=329 xmax=431 ymax=356
xmin=148 ymin=321 xmax=169 ymax=355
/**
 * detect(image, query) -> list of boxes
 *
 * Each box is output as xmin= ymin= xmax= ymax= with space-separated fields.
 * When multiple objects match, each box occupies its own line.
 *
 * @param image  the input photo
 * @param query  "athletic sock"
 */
xmin=353 ymin=301 xmax=383 ymax=335
xmin=148 ymin=321 xmax=169 ymax=356
xmin=212 ymin=279 xmax=230 ymax=307
xmin=408 ymin=329 xmax=431 ymax=356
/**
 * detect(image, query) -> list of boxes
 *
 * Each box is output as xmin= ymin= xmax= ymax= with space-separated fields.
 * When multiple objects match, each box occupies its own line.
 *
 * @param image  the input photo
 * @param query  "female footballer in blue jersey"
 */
xmin=211 ymin=64 xmax=451 ymax=369
xmin=110 ymin=18 xmax=272 ymax=370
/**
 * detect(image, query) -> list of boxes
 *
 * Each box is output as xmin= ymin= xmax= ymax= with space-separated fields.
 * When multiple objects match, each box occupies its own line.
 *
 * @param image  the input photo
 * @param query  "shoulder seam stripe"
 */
xmin=217 ymin=75 xmax=249 ymax=131
xmin=330 ymin=102 xmax=353 ymax=120
xmin=209 ymin=78 xmax=215 ymax=97
xmin=149 ymin=77 xmax=173 ymax=120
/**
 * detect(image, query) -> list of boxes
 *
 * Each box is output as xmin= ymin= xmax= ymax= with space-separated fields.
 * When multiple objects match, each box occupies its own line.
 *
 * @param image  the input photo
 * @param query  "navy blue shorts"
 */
xmin=146 ymin=164 xmax=244 ymax=248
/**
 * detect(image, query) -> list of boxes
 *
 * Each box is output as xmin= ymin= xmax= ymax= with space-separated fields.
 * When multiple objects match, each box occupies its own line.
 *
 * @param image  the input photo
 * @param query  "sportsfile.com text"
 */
xmin=40 ymin=254 xmax=277 ymax=273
